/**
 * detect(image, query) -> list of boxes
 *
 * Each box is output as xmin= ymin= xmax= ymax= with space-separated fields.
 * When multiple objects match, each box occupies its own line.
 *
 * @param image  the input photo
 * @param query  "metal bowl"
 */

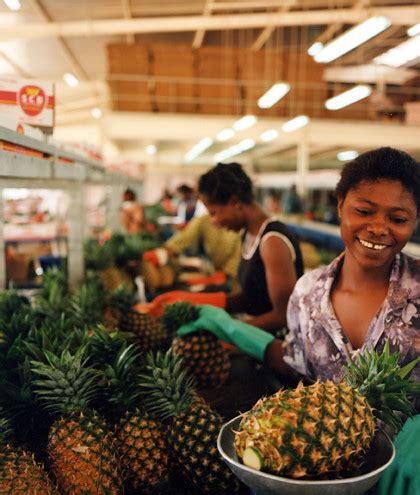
xmin=217 ymin=415 xmax=395 ymax=495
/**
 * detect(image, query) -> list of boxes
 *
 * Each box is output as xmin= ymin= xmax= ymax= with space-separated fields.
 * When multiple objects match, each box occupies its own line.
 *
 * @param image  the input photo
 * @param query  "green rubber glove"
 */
xmin=376 ymin=414 xmax=420 ymax=495
xmin=176 ymin=304 xmax=275 ymax=362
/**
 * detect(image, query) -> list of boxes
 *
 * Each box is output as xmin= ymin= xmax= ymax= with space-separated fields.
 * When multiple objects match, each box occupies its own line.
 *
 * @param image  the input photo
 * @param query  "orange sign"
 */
xmin=18 ymin=85 xmax=47 ymax=117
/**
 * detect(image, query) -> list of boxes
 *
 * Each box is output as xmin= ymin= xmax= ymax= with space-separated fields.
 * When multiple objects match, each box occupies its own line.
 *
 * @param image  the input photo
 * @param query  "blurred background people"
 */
xmin=281 ymin=184 xmax=304 ymax=215
xmin=120 ymin=188 xmax=145 ymax=234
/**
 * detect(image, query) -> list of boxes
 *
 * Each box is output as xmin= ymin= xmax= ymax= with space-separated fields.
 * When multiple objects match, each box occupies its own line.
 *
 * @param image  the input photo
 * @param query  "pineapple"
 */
xmin=139 ymin=350 xmax=240 ymax=493
xmin=141 ymin=260 xmax=161 ymax=293
xmin=159 ymin=264 xmax=176 ymax=288
xmin=107 ymin=286 xmax=167 ymax=351
xmin=235 ymin=342 xmax=420 ymax=479
xmin=0 ymin=416 xmax=58 ymax=495
xmin=69 ymin=273 xmax=106 ymax=329
xmin=162 ymin=302 xmax=231 ymax=389
xmin=31 ymin=348 xmax=124 ymax=494
xmin=84 ymin=239 xmax=132 ymax=292
xmin=89 ymin=326 xmax=171 ymax=493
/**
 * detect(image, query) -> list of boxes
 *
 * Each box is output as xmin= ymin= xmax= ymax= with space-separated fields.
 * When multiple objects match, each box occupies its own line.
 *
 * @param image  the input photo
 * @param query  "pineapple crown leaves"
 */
xmin=106 ymin=285 xmax=137 ymax=313
xmin=0 ymin=290 xmax=30 ymax=320
xmin=83 ymin=239 xmax=113 ymax=271
xmin=69 ymin=279 xmax=106 ymax=328
xmin=87 ymin=325 xmax=134 ymax=369
xmin=30 ymin=348 xmax=100 ymax=416
xmin=0 ymin=416 xmax=13 ymax=445
xmin=344 ymin=340 xmax=420 ymax=431
xmin=160 ymin=302 xmax=200 ymax=337
xmin=138 ymin=350 xmax=197 ymax=421
xmin=100 ymin=344 xmax=144 ymax=417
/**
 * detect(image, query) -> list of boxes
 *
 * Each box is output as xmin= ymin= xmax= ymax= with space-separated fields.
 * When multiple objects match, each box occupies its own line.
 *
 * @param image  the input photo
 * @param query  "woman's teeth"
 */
xmin=358 ymin=238 xmax=387 ymax=250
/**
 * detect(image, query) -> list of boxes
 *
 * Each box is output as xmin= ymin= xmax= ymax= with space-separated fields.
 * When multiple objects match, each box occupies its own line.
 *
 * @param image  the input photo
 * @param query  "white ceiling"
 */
xmin=0 ymin=0 xmax=419 ymax=174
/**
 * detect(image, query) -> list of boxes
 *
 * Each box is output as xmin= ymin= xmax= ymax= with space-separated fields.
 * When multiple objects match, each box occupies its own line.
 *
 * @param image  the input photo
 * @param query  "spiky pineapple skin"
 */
xmin=0 ymin=446 xmax=58 ymax=494
xmin=48 ymin=412 xmax=122 ymax=494
xmin=170 ymin=401 xmax=240 ymax=493
xmin=98 ymin=267 xmax=131 ymax=292
xmin=171 ymin=331 xmax=231 ymax=388
xmin=115 ymin=412 xmax=171 ymax=492
xmin=120 ymin=310 xmax=167 ymax=351
xmin=235 ymin=380 xmax=376 ymax=479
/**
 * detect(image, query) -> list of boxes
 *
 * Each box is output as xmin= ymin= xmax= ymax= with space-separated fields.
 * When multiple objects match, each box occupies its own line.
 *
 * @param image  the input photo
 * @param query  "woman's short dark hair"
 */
xmin=335 ymin=147 xmax=420 ymax=211
xmin=198 ymin=162 xmax=254 ymax=204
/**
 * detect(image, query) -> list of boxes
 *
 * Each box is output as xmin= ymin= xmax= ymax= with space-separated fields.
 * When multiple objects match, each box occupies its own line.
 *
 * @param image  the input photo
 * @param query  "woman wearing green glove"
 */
xmin=197 ymin=162 xmax=304 ymax=334
xmin=180 ymin=147 xmax=420 ymax=493
xmin=180 ymin=147 xmax=420 ymax=402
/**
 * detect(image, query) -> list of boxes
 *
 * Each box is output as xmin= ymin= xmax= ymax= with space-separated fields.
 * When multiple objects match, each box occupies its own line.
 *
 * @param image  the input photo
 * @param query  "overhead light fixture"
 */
xmin=63 ymin=72 xmax=79 ymax=87
xmin=314 ymin=16 xmax=392 ymax=63
xmin=257 ymin=83 xmax=290 ymax=109
xmin=282 ymin=115 xmax=310 ymax=133
xmin=3 ymin=0 xmax=21 ymax=11
xmin=91 ymin=108 xmax=102 ymax=119
xmin=325 ymin=85 xmax=372 ymax=110
xmin=337 ymin=150 xmax=359 ymax=161
xmin=260 ymin=129 xmax=278 ymax=142
xmin=233 ymin=115 xmax=257 ymax=131
xmin=214 ymin=139 xmax=255 ymax=162
xmin=185 ymin=137 xmax=213 ymax=162
xmin=373 ymin=36 xmax=420 ymax=68
xmin=307 ymin=41 xmax=324 ymax=56
xmin=146 ymin=144 xmax=157 ymax=155
xmin=407 ymin=23 xmax=420 ymax=37
xmin=216 ymin=128 xmax=235 ymax=142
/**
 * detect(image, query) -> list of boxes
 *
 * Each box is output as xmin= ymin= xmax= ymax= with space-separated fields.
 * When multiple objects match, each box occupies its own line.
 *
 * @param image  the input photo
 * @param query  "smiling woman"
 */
xmin=283 ymin=147 xmax=420 ymax=383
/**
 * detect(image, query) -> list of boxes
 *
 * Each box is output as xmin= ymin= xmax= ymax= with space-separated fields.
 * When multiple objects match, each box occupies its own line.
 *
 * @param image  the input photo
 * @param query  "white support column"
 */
xmin=108 ymin=182 xmax=126 ymax=233
xmin=67 ymin=183 xmax=85 ymax=288
xmin=296 ymin=129 xmax=309 ymax=202
xmin=0 ymin=187 xmax=5 ymax=290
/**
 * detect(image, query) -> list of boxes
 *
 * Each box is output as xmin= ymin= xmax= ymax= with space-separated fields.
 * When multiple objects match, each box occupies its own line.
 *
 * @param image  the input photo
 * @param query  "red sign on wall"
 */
xmin=0 ymin=77 xmax=54 ymax=131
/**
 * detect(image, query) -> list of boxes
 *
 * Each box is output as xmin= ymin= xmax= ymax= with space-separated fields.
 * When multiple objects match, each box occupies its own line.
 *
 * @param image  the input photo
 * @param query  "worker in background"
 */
xmin=143 ymin=214 xmax=242 ymax=290
xmin=149 ymin=163 xmax=304 ymax=334
xmin=175 ymin=184 xmax=198 ymax=226
xmin=120 ymin=188 xmax=145 ymax=234
xmin=281 ymin=184 xmax=304 ymax=215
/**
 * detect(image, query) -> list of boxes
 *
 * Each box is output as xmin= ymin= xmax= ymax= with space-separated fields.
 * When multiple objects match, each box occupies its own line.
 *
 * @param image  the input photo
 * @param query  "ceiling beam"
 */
xmin=311 ymin=0 xmax=370 ymax=47
xmin=251 ymin=0 xmax=297 ymax=51
xmin=192 ymin=0 xmax=212 ymax=49
xmin=0 ymin=7 xmax=417 ymax=42
xmin=27 ymin=0 xmax=88 ymax=81
xmin=121 ymin=0 xmax=135 ymax=44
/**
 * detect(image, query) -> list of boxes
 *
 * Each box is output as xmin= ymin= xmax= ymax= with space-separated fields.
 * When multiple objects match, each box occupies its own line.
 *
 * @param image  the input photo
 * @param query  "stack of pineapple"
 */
xmin=0 ymin=272 xmax=240 ymax=493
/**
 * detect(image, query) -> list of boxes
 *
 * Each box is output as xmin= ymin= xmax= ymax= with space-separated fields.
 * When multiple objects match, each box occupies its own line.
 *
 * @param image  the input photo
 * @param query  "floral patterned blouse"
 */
xmin=285 ymin=252 xmax=420 ymax=385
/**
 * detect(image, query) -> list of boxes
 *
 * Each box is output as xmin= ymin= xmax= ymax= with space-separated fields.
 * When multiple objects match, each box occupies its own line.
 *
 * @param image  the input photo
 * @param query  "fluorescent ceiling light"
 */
xmin=216 ymin=128 xmax=235 ymax=142
xmin=373 ymin=36 xmax=420 ymax=68
xmin=258 ymin=83 xmax=290 ymax=109
xmin=260 ymin=129 xmax=278 ymax=142
xmin=91 ymin=107 xmax=102 ymax=119
xmin=314 ymin=16 xmax=392 ymax=63
xmin=3 ymin=0 xmax=21 ymax=11
xmin=214 ymin=139 xmax=255 ymax=162
xmin=63 ymin=72 xmax=79 ymax=87
xmin=146 ymin=144 xmax=157 ymax=155
xmin=407 ymin=23 xmax=420 ymax=37
xmin=308 ymin=42 xmax=324 ymax=56
xmin=233 ymin=115 xmax=257 ymax=131
xmin=282 ymin=115 xmax=310 ymax=133
xmin=325 ymin=85 xmax=372 ymax=110
xmin=337 ymin=150 xmax=359 ymax=161
xmin=185 ymin=137 xmax=213 ymax=162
